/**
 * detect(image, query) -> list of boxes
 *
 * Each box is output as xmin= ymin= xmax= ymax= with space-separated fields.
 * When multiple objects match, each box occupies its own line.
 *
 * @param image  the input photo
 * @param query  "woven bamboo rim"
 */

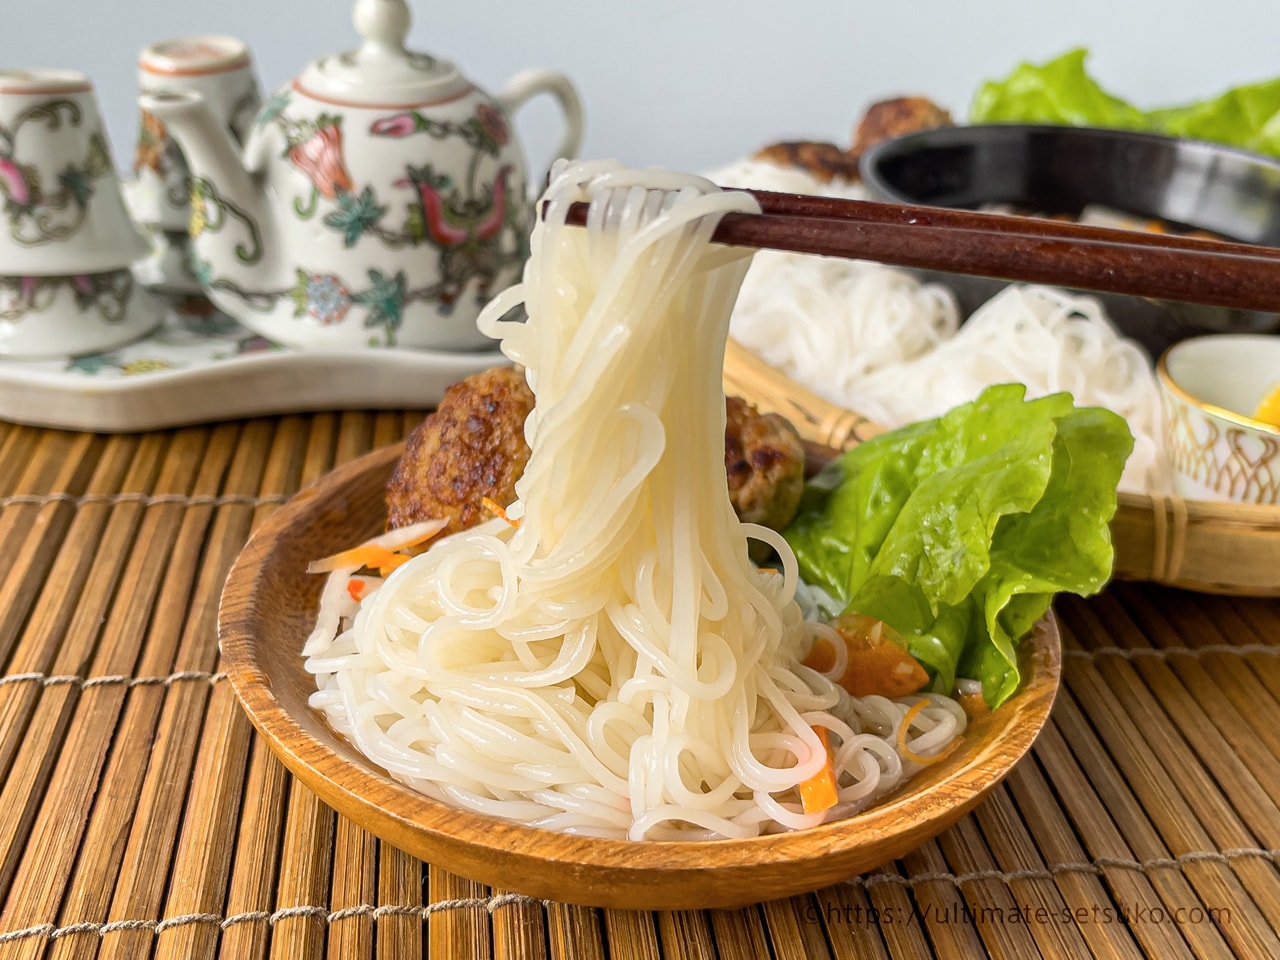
xmin=723 ymin=338 xmax=1280 ymax=597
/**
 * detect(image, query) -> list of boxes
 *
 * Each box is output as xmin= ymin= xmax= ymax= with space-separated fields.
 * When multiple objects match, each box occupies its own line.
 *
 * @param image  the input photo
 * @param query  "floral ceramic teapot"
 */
xmin=141 ymin=0 xmax=583 ymax=350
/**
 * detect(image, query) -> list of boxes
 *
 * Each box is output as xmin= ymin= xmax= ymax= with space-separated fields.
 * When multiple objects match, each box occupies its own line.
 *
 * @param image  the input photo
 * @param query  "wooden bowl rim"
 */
xmin=218 ymin=442 xmax=1062 ymax=909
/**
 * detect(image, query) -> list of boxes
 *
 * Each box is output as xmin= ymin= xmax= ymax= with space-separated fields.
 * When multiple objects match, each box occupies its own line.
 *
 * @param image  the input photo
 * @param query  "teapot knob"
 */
xmin=353 ymin=0 xmax=411 ymax=54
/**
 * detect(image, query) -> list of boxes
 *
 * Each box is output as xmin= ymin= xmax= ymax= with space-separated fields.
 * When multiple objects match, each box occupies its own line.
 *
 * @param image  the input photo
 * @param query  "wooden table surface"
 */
xmin=0 ymin=411 xmax=1277 ymax=960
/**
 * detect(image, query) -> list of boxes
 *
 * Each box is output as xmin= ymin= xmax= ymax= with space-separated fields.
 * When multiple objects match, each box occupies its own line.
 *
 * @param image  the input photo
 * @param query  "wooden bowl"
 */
xmin=218 ymin=443 xmax=1061 ymax=910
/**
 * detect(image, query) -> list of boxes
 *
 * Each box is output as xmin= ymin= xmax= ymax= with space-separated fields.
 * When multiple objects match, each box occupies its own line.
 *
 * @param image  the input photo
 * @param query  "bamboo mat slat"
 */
xmin=1058 ymin=604 xmax=1280 ymax=960
xmin=429 ymin=869 xmax=492 ymax=959
xmin=377 ymin=843 xmax=425 ymax=960
xmin=545 ymin=901 xmax=605 ymax=960
xmin=211 ymin=415 xmax=311 ymax=960
xmin=811 ymin=884 xmax=893 ymax=960
xmin=652 ymin=909 xmax=713 ymax=960
xmin=0 ymin=429 xmax=198 ymax=929
xmin=0 ymin=413 xmax=1277 ymax=960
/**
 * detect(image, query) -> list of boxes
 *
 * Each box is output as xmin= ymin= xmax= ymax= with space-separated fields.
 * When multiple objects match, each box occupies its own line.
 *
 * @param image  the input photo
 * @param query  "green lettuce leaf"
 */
xmin=783 ymin=384 xmax=1132 ymax=709
xmin=970 ymin=48 xmax=1150 ymax=131
xmin=1148 ymin=77 xmax=1280 ymax=156
xmin=970 ymin=47 xmax=1280 ymax=158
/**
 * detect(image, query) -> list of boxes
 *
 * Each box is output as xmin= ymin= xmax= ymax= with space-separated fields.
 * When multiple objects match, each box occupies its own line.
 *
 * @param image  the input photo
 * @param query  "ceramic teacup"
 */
xmin=0 ymin=69 xmax=149 ymax=273
xmin=128 ymin=35 xmax=261 ymax=233
xmin=1158 ymin=334 xmax=1280 ymax=504
xmin=0 ymin=269 xmax=164 ymax=358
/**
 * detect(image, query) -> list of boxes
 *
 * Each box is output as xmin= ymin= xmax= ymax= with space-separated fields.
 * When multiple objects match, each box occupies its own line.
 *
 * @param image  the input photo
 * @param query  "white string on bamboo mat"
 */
xmin=0 ymin=670 xmax=226 ymax=690
xmin=3 ymin=645 xmax=1277 ymax=695
xmin=849 ymin=846 xmax=1280 ymax=890
xmin=0 ymin=895 xmax=538 ymax=944
xmin=0 ymin=492 xmax=291 ymax=508
xmin=0 ymin=850 xmax=1276 ymax=945
xmin=1063 ymin=644 xmax=1280 ymax=660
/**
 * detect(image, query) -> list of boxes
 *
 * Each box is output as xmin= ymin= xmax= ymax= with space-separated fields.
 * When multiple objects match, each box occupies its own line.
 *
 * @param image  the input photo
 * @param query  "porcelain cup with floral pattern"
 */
xmin=140 ymin=0 xmax=583 ymax=352
xmin=0 ymin=70 xmax=149 ymax=275
xmin=126 ymin=35 xmax=261 ymax=235
xmin=0 ymin=269 xmax=164 ymax=358
xmin=1158 ymin=334 xmax=1280 ymax=504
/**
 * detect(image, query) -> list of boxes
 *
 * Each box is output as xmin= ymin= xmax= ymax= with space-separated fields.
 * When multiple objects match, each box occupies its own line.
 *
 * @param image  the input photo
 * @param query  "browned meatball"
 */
xmin=387 ymin=369 xmax=808 ymax=541
xmin=751 ymin=140 xmax=863 ymax=183
xmin=723 ymin=395 xmax=805 ymax=532
xmin=849 ymin=96 xmax=953 ymax=164
xmin=385 ymin=365 xmax=535 ymax=535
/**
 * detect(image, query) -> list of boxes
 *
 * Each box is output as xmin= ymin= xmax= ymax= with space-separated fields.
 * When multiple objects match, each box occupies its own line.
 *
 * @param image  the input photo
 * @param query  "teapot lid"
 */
xmin=295 ymin=0 xmax=469 ymax=106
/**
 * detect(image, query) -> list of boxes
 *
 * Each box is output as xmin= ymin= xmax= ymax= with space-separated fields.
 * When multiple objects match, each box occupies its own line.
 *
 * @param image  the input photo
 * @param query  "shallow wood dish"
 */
xmin=218 ymin=442 xmax=1061 ymax=910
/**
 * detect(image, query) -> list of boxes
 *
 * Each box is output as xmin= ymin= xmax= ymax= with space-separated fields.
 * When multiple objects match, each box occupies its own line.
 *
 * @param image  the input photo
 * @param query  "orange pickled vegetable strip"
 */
xmin=375 ymin=554 xmax=411 ymax=576
xmin=346 ymin=579 xmax=367 ymax=602
xmin=482 ymin=496 xmax=521 ymax=528
xmin=897 ymin=698 xmax=955 ymax=766
xmin=308 ymin=543 xmax=404 ymax=575
xmin=307 ymin=518 xmax=447 ymax=574
xmin=798 ymin=727 xmax=839 ymax=814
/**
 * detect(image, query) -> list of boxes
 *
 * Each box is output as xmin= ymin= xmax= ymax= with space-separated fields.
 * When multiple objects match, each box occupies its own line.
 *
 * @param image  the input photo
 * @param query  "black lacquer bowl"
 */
xmin=860 ymin=124 xmax=1280 ymax=356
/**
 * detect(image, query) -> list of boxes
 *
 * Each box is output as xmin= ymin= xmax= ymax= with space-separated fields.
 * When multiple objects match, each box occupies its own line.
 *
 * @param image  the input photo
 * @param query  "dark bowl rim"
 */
xmin=858 ymin=122 xmax=1280 ymax=206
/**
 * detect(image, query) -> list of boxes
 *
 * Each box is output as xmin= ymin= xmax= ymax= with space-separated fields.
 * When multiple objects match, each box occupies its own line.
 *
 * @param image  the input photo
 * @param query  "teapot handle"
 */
xmin=496 ymin=69 xmax=585 ymax=185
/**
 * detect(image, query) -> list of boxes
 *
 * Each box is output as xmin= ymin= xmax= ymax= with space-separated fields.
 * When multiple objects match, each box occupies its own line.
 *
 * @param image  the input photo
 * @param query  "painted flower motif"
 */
xmin=71 ymin=273 xmax=104 ymax=311
xmin=189 ymin=182 xmax=211 ymax=238
xmin=134 ymin=109 xmax=169 ymax=176
xmin=370 ymin=112 xmax=419 ymax=138
xmin=58 ymin=166 xmax=95 ymax=209
xmin=256 ymin=89 xmax=291 ymax=130
xmin=191 ymin=256 xmax=214 ymax=287
xmin=323 ymin=185 xmax=387 ymax=247
xmin=290 ymin=270 xmax=352 ymax=324
xmin=0 ymin=275 xmax=38 ymax=319
xmin=475 ymin=103 xmax=509 ymax=147
xmin=67 ymin=352 xmax=122 ymax=375
xmin=68 ymin=274 xmax=96 ymax=311
xmin=181 ymin=311 xmax=241 ymax=338
xmin=62 ymin=135 xmax=110 ymax=208
xmin=0 ymin=157 xmax=34 ymax=212
xmin=122 ymin=358 xmax=174 ymax=375
xmin=353 ymin=269 xmax=407 ymax=333
xmin=172 ymin=295 xmax=219 ymax=319
xmin=288 ymin=117 xmax=354 ymax=200
xmin=235 ymin=334 xmax=277 ymax=355
xmin=401 ymin=163 xmax=512 ymax=247
xmin=67 ymin=269 xmax=132 ymax=319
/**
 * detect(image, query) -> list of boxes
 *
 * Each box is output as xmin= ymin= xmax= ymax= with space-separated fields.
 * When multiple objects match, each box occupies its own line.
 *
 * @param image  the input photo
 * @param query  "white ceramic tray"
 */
xmin=0 ymin=296 xmax=506 ymax=432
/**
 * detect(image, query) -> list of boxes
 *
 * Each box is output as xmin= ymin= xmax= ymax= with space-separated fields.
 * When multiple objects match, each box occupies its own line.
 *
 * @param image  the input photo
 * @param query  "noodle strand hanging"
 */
xmin=304 ymin=160 xmax=963 ymax=840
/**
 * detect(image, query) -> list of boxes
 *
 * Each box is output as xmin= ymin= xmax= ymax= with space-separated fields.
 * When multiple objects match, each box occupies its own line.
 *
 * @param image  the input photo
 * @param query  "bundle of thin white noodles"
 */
xmin=715 ymin=161 xmax=1166 ymax=495
xmin=847 ymin=285 xmax=1167 ymax=493
xmin=303 ymin=160 xmax=965 ymax=841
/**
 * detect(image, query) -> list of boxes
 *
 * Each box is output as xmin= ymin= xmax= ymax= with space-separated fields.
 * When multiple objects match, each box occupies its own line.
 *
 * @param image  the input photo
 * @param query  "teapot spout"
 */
xmin=139 ymin=90 xmax=277 ymax=285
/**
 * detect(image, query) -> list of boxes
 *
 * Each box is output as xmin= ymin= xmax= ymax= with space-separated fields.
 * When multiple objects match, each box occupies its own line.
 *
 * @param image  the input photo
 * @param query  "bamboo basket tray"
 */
xmin=723 ymin=338 xmax=1280 ymax=598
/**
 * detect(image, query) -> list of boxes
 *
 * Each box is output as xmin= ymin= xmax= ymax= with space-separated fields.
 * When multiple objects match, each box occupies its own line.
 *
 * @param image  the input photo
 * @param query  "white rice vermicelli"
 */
xmin=710 ymin=160 xmax=1168 ymax=493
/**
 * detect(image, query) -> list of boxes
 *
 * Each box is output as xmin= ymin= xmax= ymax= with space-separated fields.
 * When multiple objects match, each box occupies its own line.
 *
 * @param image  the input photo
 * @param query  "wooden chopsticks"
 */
xmin=561 ymin=188 xmax=1280 ymax=312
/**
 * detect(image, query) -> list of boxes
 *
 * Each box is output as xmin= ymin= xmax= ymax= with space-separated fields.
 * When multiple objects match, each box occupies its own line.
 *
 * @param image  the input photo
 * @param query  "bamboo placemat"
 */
xmin=0 ymin=412 xmax=1278 ymax=959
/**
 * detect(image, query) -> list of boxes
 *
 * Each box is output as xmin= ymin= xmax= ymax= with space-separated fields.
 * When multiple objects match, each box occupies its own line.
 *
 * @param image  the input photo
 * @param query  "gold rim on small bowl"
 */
xmin=1157 ymin=335 xmax=1280 ymax=437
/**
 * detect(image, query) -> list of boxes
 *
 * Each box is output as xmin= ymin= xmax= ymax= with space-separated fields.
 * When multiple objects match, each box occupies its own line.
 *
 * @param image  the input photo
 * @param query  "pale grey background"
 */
xmin=8 ymin=0 xmax=1278 ymax=178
